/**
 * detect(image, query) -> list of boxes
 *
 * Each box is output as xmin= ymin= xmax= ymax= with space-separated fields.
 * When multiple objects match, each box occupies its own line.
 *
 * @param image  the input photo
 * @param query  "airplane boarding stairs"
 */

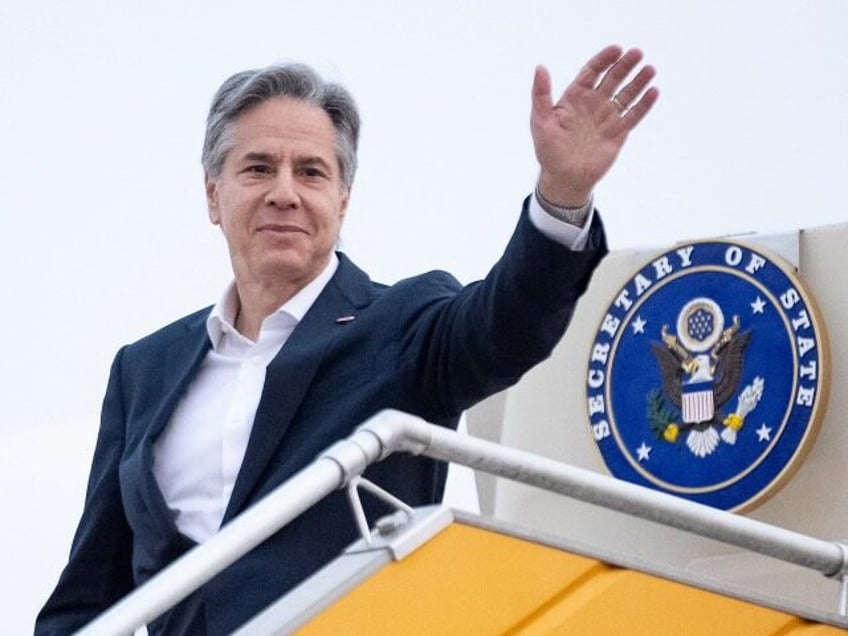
xmin=74 ymin=410 xmax=848 ymax=635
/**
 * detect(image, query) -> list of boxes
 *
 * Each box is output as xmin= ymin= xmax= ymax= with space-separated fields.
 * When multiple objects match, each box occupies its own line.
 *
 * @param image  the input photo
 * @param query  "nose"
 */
xmin=265 ymin=169 xmax=300 ymax=209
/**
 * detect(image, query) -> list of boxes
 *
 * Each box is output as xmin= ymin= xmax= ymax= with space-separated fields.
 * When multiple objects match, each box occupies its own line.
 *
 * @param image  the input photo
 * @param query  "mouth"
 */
xmin=257 ymin=224 xmax=308 ymax=235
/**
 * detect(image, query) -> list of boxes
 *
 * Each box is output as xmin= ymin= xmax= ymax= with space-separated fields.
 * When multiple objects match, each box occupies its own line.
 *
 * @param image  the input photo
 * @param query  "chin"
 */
xmin=259 ymin=256 xmax=317 ymax=284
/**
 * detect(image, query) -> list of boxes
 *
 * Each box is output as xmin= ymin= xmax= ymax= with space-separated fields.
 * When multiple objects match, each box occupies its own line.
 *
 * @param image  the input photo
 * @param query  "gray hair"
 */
xmin=201 ymin=63 xmax=360 ymax=189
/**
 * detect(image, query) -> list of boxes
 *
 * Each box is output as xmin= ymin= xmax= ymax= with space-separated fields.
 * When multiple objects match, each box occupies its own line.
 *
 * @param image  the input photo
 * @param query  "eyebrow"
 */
xmin=238 ymin=152 xmax=335 ymax=173
xmin=295 ymin=155 xmax=334 ymax=173
xmin=240 ymin=151 xmax=277 ymax=164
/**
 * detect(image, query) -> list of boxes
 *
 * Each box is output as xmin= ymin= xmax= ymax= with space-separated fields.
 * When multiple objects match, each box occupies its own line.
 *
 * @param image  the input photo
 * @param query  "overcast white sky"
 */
xmin=2 ymin=1 xmax=847 ymax=632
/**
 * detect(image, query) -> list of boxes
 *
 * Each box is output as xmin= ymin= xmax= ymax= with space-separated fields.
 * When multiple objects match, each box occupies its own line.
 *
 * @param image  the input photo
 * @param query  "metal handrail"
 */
xmin=75 ymin=409 xmax=848 ymax=635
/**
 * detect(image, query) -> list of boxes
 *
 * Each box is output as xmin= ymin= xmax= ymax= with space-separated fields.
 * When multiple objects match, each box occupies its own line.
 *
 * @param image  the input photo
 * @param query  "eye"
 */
xmin=245 ymin=164 xmax=272 ymax=175
xmin=301 ymin=166 xmax=328 ymax=179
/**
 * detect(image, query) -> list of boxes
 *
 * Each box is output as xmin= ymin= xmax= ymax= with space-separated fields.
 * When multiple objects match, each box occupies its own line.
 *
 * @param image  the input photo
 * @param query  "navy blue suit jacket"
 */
xmin=36 ymin=203 xmax=607 ymax=635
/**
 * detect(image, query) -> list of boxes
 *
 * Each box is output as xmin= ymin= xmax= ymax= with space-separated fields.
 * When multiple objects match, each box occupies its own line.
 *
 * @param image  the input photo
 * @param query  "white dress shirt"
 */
xmin=152 ymin=257 xmax=339 ymax=542
xmin=152 ymin=193 xmax=593 ymax=542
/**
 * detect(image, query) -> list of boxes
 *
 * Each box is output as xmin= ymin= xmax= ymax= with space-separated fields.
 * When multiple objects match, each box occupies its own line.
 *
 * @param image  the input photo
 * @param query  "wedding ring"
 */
xmin=611 ymin=94 xmax=627 ymax=112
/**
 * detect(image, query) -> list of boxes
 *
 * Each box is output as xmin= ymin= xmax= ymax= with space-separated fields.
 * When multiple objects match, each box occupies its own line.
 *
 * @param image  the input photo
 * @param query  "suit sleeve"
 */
xmin=35 ymin=348 xmax=135 ymax=635
xmin=400 ymin=197 xmax=608 ymax=419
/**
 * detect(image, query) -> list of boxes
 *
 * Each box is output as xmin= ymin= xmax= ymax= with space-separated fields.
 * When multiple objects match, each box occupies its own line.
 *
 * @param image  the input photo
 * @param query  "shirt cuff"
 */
xmin=528 ymin=191 xmax=595 ymax=251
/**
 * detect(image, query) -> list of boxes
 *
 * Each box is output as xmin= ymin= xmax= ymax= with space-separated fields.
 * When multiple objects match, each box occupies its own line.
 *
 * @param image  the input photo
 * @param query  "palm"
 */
xmin=531 ymin=46 xmax=659 ymax=208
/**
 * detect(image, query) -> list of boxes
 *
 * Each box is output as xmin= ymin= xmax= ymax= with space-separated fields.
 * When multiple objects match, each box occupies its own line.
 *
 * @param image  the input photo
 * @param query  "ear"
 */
xmin=337 ymin=187 xmax=350 ymax=224
xmin=205 ymin=175 xmax=221 ymax=225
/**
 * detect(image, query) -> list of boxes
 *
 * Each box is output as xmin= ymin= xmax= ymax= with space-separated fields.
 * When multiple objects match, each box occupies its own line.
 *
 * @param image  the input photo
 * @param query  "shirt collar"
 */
xmin=206 ymin=253 xmax=340 ymax=349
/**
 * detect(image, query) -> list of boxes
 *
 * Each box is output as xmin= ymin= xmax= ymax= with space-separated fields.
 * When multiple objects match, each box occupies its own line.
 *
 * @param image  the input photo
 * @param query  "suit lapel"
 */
xmin=223 ymin=254 xmax=375 ymax=520
xmin=150 ymin=314 xmax=213 ymax=440
xmin=139 ymin=312 xmax=212 ymax=538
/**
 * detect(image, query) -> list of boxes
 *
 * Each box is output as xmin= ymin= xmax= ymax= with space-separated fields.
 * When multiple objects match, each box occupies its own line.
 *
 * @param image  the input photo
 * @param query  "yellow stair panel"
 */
xmin=512 ymin=568 xmax=804 ymax=635
xmin=299 ymin=523 xmax=601 ymax=635
xmin=298 ymin=521 xmax=847 ymax=635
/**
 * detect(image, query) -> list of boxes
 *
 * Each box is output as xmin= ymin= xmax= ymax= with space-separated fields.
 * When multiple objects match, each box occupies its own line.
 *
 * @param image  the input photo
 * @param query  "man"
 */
xmin=36 ymin=45 xmax=657 ymax=634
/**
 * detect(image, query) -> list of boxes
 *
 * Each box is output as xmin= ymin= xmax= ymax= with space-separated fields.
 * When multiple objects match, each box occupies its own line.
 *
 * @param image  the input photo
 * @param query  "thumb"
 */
xmin=531 ymin=65 xmax=553 ymax=121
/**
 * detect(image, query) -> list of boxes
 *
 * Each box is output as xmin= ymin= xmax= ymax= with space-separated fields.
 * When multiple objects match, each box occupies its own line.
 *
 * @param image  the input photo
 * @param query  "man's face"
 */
xmin=206 ymin=98 xmax=349 ymax=293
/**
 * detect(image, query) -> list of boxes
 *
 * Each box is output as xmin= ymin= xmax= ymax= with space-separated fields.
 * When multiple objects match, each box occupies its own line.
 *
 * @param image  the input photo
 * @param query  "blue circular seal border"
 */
xmin=585 ymin=240 xmax=830 ymax=511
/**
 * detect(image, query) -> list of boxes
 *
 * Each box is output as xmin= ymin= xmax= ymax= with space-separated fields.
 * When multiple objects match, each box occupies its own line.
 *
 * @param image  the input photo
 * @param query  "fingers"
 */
xmin=609 ymin=56 xmax=659 ymax=130
xmin=540 ymin=44 xmax=659 ymax=135
xmin=613 ymin=64 xmax=656 ymax=110
xmin=574 ymin=45 xmax=624 ymax=89
xmin=590 ymin=46 xmax=658 ymax=128
xmin=573 ymin=45 xmax=657 ymax=113
xmin=622 ymin=86 xmax=660 ymax=130
xmin=596 ymin=47 xmax=644 ymax=97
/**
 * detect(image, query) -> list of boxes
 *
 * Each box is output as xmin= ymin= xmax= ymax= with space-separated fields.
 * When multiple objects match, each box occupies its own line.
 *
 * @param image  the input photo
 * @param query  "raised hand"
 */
xmin=531 ymin=45 xmax=659 ymax=208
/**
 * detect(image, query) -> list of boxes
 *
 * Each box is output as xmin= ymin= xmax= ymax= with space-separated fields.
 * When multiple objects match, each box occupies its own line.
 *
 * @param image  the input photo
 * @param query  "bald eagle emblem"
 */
xmin=650 ymin=298 xmax=762 ymax=457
